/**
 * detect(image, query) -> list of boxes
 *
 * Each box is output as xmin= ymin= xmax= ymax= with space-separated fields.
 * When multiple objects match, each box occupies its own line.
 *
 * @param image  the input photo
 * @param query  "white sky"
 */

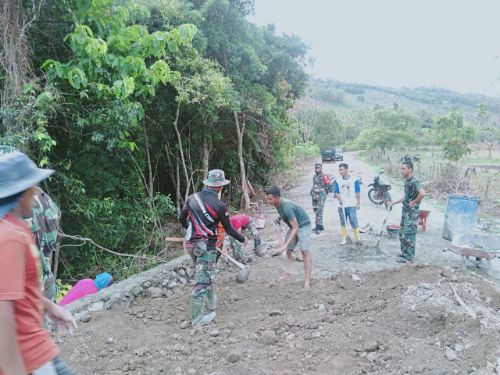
xmin=249 ymin=0 xmax=500 ymax=96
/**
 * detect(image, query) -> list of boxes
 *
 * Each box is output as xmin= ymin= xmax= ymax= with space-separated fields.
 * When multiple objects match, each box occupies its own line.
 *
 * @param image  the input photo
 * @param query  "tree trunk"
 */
xmin=203 ymin=139 xmax=209 ymax=180
xmin=176 ymin=156 xmax=181 ymax=212
xmin=143 ymin=124 xmax=154 ymax=201
xmin=172 ymin=102 xmax=191 ymax=203
xmin=203 ymin=134 xmax=211 ymax=180
xmin=234 ymin=112 xmax=250 ymax=211
xmin=142 ymin=123 xmax=162 ymax=230
xmin=163 ymin=143 xmax=181 ymax=212
xmin=0 ymin=0 xmax=31 ymax=134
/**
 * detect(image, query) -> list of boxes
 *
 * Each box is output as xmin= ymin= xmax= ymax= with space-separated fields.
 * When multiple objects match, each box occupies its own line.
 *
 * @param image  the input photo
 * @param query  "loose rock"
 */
xmin=209 ymin=329 xmax=220 ymax=337
xmin=445 ymin=347 xmax=457 ymax=361
xmin=227 ymin=352 xmax=242 ymax=363
xmin=364 ymin=341 xmax=379 ymax=352
xmin=269 ymin=309 xmax=284 ymax=316
xmin=259 ymin=330 xmax=278 ymax=345
xmin=148 ymin=287 xmax=163 ymax=298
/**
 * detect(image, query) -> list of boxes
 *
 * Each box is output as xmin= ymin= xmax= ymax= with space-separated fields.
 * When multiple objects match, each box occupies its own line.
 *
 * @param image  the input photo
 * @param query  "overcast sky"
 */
xmin=249 ymin=0 xmax=500 ymax=96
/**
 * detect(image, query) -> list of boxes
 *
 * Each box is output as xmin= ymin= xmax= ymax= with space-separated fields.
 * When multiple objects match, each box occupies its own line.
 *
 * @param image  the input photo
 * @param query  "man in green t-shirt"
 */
xmin=389 ymin=160 xmax=425 ymax=264
xmin=265 ymin=186 xmax=313 ymax=289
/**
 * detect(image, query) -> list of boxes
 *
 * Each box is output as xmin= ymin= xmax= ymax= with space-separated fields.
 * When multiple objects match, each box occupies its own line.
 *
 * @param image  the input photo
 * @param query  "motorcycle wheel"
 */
xmin=368 ymin=188 xmax=384 ymax=205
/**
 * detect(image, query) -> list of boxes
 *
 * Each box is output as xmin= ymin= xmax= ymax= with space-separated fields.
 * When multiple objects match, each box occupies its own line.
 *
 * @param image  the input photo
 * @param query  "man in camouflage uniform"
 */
xmin=179 ymin=170 xmax=247 ymax=326
xmin=0 ymin=146 xmax=61 ymax=300
xmin=389 ymin=159 xmax=425 ymax=263
xmin=310 ymin=163 xmax=332 ymax=234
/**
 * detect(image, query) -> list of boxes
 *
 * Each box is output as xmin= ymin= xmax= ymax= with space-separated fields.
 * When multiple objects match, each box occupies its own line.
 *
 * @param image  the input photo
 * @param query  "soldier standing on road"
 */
xmin=389 ymin=160 xmax=425 ymax=264
xmin=310 ymin=163 xmax=332 ymax=235
xmin=179 ymin=169 xmax=247 ymax=326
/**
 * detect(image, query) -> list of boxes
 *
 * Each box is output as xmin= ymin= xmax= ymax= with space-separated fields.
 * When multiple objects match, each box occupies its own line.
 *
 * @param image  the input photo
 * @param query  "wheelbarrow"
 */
xmin=443 ymin=234 xmax=500 ymax=276
xmin=418 ymin=210 xmax=430 ymax=231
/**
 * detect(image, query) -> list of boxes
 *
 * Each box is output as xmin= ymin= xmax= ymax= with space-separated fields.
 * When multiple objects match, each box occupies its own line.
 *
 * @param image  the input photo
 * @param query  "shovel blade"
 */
xmin=236 ymin=268 xmax=250 ymax=283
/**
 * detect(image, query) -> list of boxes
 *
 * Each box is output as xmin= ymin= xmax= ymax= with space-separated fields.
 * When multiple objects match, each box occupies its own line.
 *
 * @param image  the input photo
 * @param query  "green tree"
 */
xmin=475 ymin=103 xmax=499 ymax=159
xmin=434 ymin=111 xmax=475 ymax=162
xmin=355 ymin=107 xmax=419 ymax=157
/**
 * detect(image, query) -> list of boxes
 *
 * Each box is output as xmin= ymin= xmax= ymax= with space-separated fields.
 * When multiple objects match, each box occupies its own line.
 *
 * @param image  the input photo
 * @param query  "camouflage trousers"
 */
xmin=312 ymin=193 xmax=327 ymax=226
xmin=186 ymin=241 xmax=217 ymax=301
xmin=400 ymin=206 xmax=419 ymax=261
xmin=223 ymin=236 xmax=246 ymax=264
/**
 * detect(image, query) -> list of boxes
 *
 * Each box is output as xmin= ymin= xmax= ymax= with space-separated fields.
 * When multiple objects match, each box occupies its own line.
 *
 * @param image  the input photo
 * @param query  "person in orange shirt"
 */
xmin=0 ymin=152 xmax=77 ymax=375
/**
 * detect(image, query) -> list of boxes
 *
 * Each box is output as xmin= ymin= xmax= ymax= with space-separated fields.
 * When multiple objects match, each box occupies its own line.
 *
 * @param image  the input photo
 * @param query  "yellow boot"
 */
xmin=354 ymin=227 xmax=361 ymax=243
xmin=340 ymin=226 xmax=347 ymax=245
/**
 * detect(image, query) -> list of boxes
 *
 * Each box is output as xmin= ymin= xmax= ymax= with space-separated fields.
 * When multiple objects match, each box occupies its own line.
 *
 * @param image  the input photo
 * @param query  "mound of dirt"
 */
xmin=59 ymin=265 xmax=500 ymax=375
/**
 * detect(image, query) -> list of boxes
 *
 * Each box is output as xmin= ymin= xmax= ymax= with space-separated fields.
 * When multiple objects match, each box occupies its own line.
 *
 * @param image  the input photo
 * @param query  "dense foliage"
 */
xmin=0 ymin=0 xmax=308 ymax=279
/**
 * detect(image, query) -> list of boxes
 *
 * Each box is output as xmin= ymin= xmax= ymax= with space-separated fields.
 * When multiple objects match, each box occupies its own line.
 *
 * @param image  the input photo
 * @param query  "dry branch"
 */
xmin=58 ymin=232 xmax=160 ymax=261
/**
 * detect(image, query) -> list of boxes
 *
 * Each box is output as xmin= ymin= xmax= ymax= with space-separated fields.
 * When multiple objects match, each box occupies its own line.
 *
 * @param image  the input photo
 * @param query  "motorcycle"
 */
xmin=368 ymin=172 xmax=392 ymax=208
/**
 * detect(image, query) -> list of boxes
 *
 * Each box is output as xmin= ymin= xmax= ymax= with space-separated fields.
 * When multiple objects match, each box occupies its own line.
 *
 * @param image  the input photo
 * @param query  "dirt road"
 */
xmin=280 ymin=152 xmax=500 ymax=280
xmin=59 ymin=153 xmax=500 ymax=375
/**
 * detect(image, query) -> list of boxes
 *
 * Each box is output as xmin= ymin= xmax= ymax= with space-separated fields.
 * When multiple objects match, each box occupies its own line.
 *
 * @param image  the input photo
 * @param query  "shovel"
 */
xmin=216 ymin=248 xmax=250 ymax=283
xmin=375 ymin=207 xmax=392 ymax=255
xmin=270 ymin=219 xmax=301 ymax=274
xmin=165 ymin=237 xmax=250 ymax=283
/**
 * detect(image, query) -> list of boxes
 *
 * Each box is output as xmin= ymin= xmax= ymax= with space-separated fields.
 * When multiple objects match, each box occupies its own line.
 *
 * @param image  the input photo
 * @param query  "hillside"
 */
xmin=306 ymin=79 xmax=500 ymax=121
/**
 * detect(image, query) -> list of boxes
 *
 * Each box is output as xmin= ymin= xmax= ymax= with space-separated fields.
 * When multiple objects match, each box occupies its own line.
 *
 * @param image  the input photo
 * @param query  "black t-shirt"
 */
xmin=179 ymin=188 xmax=245 ymax=247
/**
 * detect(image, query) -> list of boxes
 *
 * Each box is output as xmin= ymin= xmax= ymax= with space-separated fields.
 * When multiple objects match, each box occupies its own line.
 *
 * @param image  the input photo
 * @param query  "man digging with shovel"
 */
xmin=179 ymin=169 xmax=248 ymax=327
xmin=265 ymin=186 xmax=313 ymax=289
xmin=222 ymin=214 xmax=264 ymax=263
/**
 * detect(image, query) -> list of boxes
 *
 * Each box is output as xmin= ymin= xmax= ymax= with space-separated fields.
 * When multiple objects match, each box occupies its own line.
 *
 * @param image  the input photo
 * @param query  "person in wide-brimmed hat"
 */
xmin=0 ymin=151 xmax=77 ymax=375
xmin=0 ymin=145 xmax=61 ymax=303
xmin=179 ymin=169 xmax=248 ymax=326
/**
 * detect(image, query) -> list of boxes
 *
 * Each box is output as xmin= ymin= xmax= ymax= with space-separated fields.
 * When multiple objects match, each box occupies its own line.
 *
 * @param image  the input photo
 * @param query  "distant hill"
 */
xmin=305 ymin=79 xmax=500 ymax=121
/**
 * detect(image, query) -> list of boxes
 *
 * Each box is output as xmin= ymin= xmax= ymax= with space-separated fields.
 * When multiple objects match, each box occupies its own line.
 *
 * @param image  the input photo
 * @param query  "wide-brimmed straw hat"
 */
xmin=0 ymin=152 xmax=54 ymax=199
xmin=203 ymin=169 xmax=230 ymax=187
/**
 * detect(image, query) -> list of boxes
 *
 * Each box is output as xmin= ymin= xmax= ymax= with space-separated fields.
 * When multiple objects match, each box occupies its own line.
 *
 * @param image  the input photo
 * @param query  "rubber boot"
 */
xmin=315 ymin=224 xmax=321 ymax=235
xmin=354 ymin=228 xmax=361 ymax=244
xmin=191 ymin=297 xmax=216 ymax=326
xmin=206 ymin=288 xmax=217 ymax=311
xmin=340 ymin=227 xmax=348 ymax=245
xmin=318 ymin=224 xmax=324 ymax=232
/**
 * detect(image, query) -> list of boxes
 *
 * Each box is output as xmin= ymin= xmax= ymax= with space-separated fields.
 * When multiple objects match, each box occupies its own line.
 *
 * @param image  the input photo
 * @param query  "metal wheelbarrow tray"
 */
xmin=444 ymin=234 xmax=500 ymax=276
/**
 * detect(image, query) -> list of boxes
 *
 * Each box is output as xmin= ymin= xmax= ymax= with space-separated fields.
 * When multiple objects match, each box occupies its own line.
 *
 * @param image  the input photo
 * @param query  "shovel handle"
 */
xmin=216 ymin=248 xmax=247 ymax=270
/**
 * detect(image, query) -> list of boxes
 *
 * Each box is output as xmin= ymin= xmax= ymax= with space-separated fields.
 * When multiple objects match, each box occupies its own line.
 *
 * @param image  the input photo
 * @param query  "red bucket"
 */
xmin=386 ymin=225 xmax=400 ymax=238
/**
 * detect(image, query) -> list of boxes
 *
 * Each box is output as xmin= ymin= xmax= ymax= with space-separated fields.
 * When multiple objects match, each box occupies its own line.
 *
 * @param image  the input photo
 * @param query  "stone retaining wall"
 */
xmin=67 ymin=255 xmax=194 ymax=320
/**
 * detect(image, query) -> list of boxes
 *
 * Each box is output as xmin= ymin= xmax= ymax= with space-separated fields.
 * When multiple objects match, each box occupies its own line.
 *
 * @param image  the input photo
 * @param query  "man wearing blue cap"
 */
xmin=0 ymin=152 xmax=76 ymax=375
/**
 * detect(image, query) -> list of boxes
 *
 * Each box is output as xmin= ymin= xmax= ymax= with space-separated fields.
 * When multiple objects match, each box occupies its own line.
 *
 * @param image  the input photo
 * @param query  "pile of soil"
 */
xmin=60 ymin=264 xmax=500 ymax=375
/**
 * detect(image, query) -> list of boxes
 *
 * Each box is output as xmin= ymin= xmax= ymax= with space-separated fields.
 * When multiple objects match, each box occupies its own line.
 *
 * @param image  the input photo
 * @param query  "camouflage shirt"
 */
xmin=28 ymin=187 xmax=61 ymax=259
xmin=403 ymin=176 xmax=421 ymax=210
xmin=311 ymin=172 xmax=332 ymax=195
